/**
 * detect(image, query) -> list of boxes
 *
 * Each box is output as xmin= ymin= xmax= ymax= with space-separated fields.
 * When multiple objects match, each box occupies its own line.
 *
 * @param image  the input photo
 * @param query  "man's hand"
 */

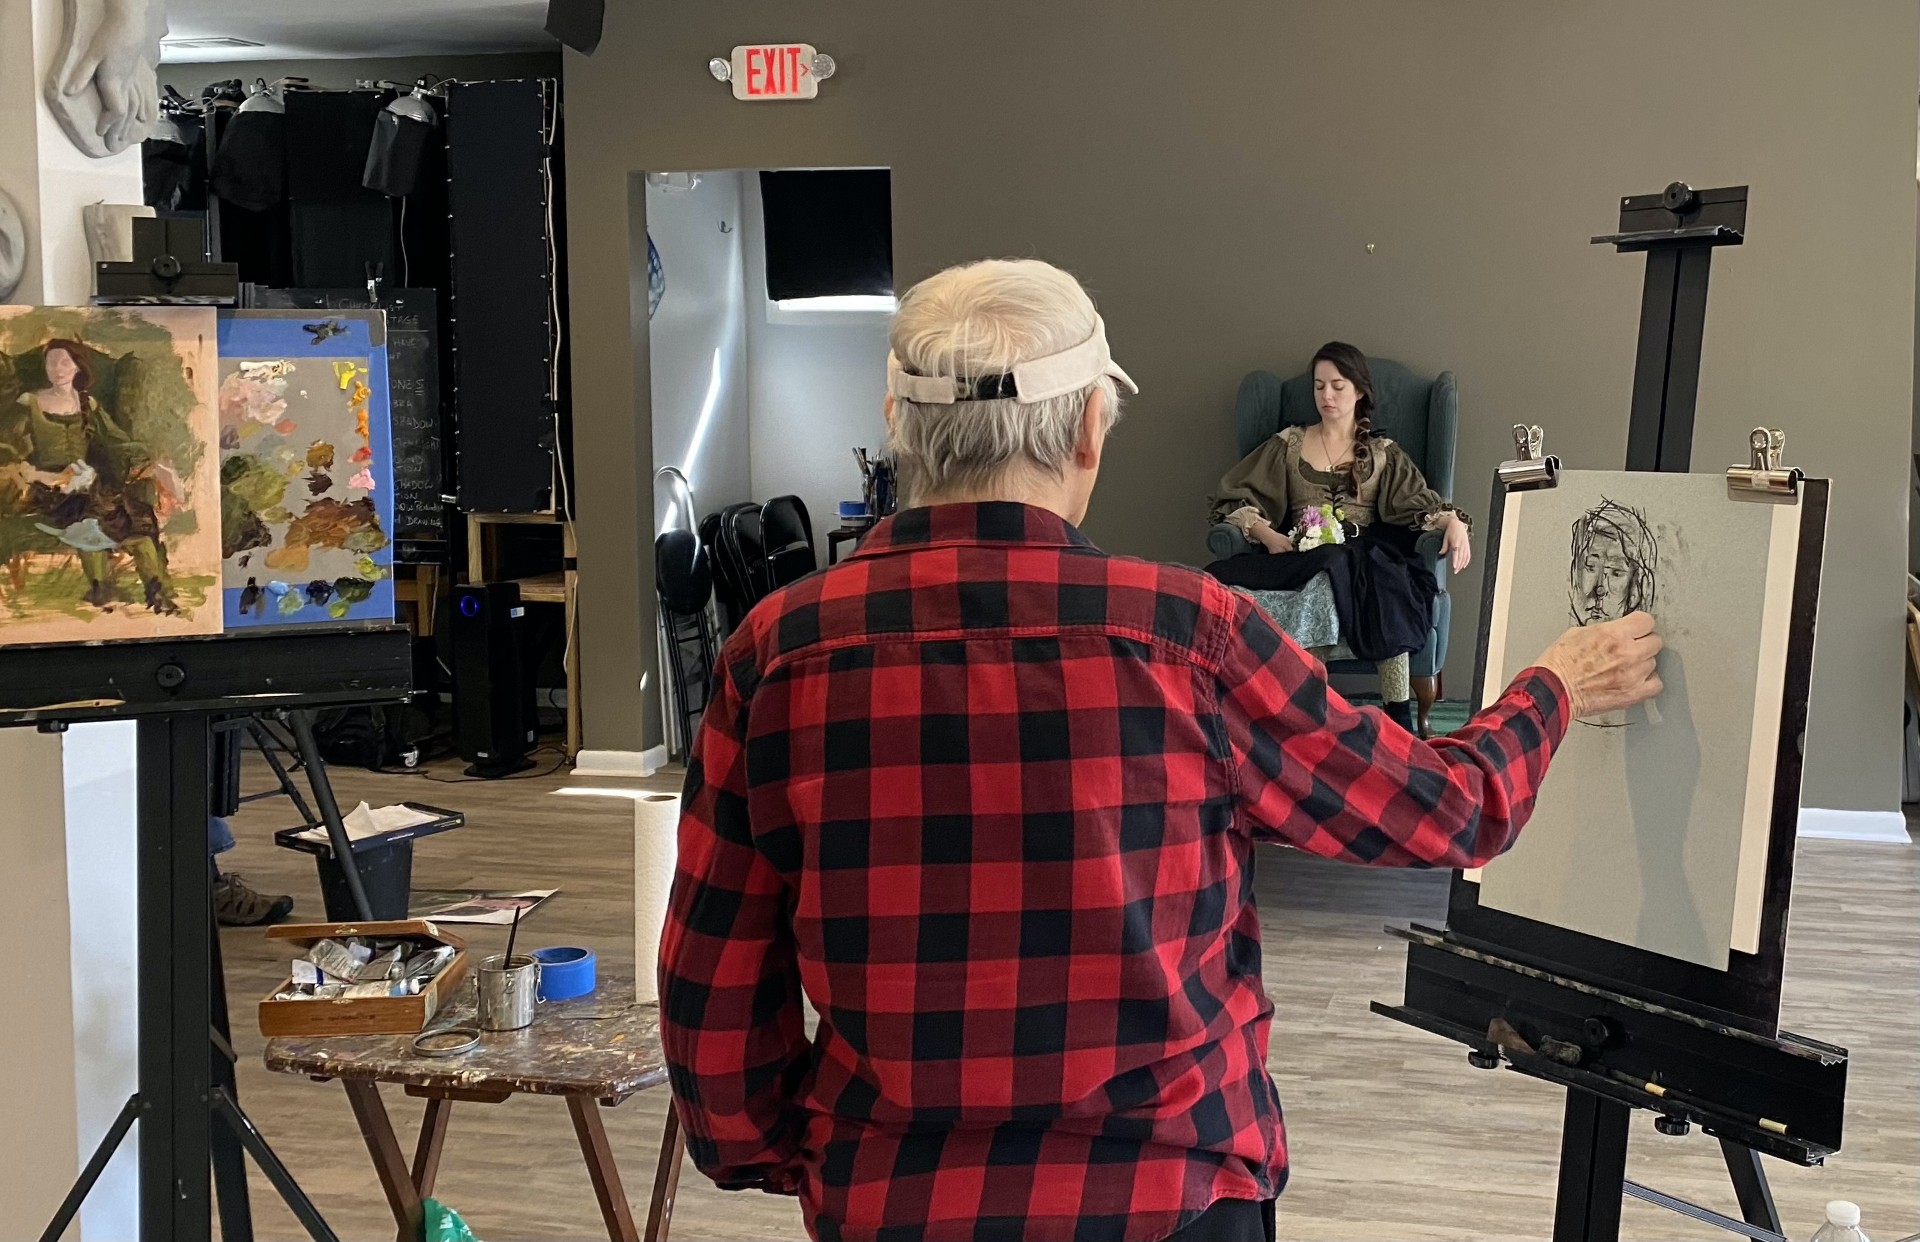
xmin=1532 ymin=612 xmax=1663 ymax=718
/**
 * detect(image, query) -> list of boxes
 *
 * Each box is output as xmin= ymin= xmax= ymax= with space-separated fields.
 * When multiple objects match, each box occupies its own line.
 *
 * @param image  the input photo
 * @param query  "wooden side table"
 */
xmin=826 ymin=525 xmax=872 ymax=565
xmin=265 ymin=976 xmax=684 ymax=1242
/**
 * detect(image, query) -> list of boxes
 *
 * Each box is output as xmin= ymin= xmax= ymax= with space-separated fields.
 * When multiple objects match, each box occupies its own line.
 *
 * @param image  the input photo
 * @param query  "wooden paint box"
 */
xmin=258 ymin=919 xmax=469 ymax=1038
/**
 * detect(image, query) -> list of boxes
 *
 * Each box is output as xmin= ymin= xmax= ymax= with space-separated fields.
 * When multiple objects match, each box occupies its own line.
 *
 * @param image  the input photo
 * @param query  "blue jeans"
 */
xmin=209 ymin=815 xmax=235 ymax=860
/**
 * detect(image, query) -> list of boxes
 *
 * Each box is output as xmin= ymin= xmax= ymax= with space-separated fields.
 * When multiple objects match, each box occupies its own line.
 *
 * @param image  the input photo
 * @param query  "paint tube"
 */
xmin=306 ymin=938 xmax=365 ymax=980
xmin=361 ymin=946 xmax=409 ymax=981
xmin=401 ymin=945 xmax=456 ymax=982
xmin=341 ymin=978 xmax=422 ymax=999
xmin=273 ymin=982 xmax=349 ymax=1001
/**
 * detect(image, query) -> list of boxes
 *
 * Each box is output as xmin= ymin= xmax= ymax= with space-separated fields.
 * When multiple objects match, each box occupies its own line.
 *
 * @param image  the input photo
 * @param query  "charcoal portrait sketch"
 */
xmin=1567 ymin=498 xmax=1662 ymax=730
xmin=1473 ymin=470 xmax=1803 ymax=971
xmin=1569 ymin=498 xmax=1658 ymax=626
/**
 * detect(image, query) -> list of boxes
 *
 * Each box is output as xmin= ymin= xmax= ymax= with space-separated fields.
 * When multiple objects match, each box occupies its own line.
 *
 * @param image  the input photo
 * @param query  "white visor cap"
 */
xmin=887 ymin=315 xmax=1138 ymax=405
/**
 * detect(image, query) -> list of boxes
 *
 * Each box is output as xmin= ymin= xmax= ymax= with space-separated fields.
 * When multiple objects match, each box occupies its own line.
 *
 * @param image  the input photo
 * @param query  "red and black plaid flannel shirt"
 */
xmin=660 ymin=502 xmax=1569 ymax=1242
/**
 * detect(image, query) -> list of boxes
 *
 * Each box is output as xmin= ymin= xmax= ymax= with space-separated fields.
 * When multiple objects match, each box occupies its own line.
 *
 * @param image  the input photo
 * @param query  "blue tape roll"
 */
xmin=531 ymin=946 xmax=596 ymax=1001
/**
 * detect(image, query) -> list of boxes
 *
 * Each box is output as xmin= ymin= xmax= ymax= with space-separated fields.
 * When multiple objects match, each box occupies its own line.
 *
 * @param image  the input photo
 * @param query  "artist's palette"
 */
xmin=215 ymin=313 xmax=396 ymax=628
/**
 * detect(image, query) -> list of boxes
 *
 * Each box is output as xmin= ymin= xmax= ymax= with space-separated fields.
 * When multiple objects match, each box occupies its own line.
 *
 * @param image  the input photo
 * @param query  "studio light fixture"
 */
xmin=364 ymin=88 xmax=440 ymax=198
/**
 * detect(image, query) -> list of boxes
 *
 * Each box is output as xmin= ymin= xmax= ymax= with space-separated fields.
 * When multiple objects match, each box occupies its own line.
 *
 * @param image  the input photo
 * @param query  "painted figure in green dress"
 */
xmin=0 ymin=339 xmax=178 ymax=613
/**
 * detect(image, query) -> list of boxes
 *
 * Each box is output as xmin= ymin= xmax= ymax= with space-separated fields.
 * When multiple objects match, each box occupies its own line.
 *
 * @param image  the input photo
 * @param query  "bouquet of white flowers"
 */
xmin=1290 ymin=502 xmax=1347 ymax=550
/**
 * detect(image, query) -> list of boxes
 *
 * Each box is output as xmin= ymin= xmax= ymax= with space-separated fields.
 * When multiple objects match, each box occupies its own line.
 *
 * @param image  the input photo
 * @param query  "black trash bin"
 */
xmin=274 ymin=803 xmax=463 ymax=922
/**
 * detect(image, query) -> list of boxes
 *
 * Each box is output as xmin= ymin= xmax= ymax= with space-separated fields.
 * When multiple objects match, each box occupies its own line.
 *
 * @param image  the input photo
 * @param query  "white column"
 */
xmin=0 ymin=729 xmax=86 ymax=1236
xmin=0 ymin=2 xmax=148 ymax=1238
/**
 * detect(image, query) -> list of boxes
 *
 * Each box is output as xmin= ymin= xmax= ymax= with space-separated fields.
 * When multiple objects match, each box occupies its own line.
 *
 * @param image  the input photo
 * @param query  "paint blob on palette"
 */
xmin=0 ymin=305 xmax=223 ymax=645
xmin=216 ymin=312 xmax=396 ymax=628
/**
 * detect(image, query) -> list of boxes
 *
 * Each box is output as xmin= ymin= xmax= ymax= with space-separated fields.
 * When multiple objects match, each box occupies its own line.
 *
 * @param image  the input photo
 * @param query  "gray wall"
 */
xmin=564 ymin=0 xmax=1916 ymax=814
xmin=161 ymin=52 xmax=560 ymax=95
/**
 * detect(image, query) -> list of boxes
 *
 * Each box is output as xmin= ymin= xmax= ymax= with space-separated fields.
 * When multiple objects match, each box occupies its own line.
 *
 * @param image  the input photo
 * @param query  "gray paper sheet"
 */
xmin=1475 ymin=471 xmax=1796 ymax=970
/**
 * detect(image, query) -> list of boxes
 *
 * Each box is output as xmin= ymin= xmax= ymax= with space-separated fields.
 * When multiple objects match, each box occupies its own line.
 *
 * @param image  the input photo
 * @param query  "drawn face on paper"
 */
xmin=1569 ymin=499 xmax=1657 ymax=626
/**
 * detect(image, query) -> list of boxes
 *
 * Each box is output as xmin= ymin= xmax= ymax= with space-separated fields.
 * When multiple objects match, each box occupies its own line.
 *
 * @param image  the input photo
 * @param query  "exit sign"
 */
xmin=729 ymin=43 xmax=822 ymax=100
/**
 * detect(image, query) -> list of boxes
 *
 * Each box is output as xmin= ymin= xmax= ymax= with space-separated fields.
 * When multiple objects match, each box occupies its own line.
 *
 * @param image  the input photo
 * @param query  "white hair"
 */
xmin=887 ymin=259 xmax=1122 ymax=502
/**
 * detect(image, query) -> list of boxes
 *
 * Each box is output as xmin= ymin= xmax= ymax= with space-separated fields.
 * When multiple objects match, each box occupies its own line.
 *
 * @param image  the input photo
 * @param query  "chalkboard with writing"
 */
xmin=251 ymin=287 xmax=448 ymax=558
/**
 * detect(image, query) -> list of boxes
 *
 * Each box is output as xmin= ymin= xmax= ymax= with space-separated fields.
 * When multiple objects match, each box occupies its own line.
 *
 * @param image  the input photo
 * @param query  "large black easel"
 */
xmin=1374 ymin=183 xmax=1846 ymax=1242
xmin=26 ymin=219 xmax=412 ymax=1242
xmin=24 ymin=632 xmax=412 ymax=1242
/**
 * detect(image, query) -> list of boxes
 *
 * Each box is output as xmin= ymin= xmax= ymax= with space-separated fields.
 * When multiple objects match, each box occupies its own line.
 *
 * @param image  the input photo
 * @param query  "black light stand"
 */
xmin=221 ymin=713 xmax=319 ymax=827
xmin=1375 ymin=183 xmax=1849 ymax=1242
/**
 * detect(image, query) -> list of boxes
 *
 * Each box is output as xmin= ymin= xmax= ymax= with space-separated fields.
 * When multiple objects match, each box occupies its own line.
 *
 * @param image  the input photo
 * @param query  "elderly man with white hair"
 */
xmin=659 ymin=259 xmax=1662 ymax=1242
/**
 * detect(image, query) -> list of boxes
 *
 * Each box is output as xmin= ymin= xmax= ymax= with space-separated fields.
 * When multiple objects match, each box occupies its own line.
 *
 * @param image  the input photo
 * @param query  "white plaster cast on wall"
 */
xmin=46 ymin=0 xmax=168 ymax=158
xmin=0 ymin=189 xmax=25 ymax=299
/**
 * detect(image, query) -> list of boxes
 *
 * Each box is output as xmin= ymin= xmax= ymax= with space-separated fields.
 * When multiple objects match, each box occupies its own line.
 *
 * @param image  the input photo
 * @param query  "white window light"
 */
xmin=773 ymin=294 xmax=897 ymax=313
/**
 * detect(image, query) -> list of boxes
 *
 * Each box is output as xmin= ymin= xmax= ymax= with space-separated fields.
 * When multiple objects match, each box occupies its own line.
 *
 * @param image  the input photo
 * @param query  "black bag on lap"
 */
xmin=1205 ymin=523 xmax=1437 ymax=663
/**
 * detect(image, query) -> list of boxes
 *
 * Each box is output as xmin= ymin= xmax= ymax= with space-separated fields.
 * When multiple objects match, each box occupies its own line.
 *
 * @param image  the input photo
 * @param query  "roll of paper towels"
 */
xmin=635 ymin=792 xmax=681 ymax=1004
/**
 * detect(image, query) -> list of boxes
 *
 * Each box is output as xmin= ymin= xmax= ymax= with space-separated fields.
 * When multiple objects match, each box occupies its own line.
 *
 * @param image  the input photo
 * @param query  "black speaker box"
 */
xmin=450 ymin=582 xmax=538 ymax=777
xmin=545 ymin=0 xmax=605 ymax=54
xmin=445 ymin=78 xmax=566 ymax=515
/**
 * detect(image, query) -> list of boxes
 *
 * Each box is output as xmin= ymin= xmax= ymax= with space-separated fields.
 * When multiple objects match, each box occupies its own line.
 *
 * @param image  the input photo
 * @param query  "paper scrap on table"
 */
xmin=407 ymin=889 xmax=558 ymax=925
xmin=291 ymin=801 xmax=442 ymax=846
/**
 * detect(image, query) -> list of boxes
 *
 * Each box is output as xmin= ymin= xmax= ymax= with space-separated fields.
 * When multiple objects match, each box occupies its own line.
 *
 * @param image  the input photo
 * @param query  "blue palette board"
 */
xmin=215 ymin=311 xmax=397 ymax=628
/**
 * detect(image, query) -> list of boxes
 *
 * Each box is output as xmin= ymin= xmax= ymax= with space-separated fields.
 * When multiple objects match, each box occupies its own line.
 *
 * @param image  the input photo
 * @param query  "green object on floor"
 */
xmin=1347 ymin=695 xmax=1471 ymax=736
xmin=1426 ymin=699 xmax=1471 ymax=734
xmin=423 ymin=1198 xmax=480 ymax=1242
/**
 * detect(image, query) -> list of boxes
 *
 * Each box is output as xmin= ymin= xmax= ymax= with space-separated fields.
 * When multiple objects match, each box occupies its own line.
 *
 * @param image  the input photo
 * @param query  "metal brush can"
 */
xmin=476 ymin=953 xmax=541 ymax=1031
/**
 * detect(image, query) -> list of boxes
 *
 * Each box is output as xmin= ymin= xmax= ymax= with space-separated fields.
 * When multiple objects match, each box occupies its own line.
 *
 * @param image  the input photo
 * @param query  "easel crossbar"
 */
xmin=1623 ymin=1181 xmax=1785 ymax=1242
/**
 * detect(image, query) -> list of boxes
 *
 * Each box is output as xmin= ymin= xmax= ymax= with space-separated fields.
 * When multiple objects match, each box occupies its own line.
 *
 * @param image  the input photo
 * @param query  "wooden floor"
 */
xmin=213 ymin=755 xmax=1920 ymax=1241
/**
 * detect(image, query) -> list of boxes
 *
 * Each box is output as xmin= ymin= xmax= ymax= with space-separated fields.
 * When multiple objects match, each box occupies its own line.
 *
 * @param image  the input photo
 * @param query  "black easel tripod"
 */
xmin=1374 ymin=182 xmax=1848 ymax=1242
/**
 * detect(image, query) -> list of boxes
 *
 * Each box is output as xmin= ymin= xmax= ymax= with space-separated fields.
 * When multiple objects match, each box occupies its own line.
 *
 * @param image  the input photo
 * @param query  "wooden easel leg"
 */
xmin=1412 ymin=675 xmax=1439 ymax=739
xmin=405 ymin=1095 xmax=455 ymax=1239
xmin=568 ymin=1095 xmax=641 ymax=1241
xmin=342 ymin=1080 xmax=424 ymax=1241
xmin=644 ymin=1107 xmax=685 ymax=1242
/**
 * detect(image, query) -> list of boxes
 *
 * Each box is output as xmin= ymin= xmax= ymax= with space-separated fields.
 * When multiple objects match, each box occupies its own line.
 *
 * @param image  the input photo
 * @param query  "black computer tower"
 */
xmin=450 ymin=581 xmax=538 ymax=777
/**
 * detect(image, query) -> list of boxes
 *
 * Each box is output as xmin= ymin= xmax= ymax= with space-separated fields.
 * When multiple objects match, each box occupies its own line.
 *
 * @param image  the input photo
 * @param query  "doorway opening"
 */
xmin=639 ymin=166 xmax=895 ymax=752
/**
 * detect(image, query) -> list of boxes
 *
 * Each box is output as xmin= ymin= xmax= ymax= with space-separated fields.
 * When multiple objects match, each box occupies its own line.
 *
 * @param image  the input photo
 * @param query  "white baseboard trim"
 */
xmin=1797 ymin=808 xmax=1912 ymax=843
xmin=570 ymin=747 xmax=668 ymax=779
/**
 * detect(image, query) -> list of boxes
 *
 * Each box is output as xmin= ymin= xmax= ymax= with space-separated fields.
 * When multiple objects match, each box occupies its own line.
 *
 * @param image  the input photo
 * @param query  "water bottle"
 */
xmin=1809 ymin=1200 xmax=1869 ymax=1242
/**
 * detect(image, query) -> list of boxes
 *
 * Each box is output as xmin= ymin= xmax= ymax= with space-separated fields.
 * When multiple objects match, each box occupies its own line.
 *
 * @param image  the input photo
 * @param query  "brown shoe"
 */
xmin=215 ymin=872 xmax=294 ymax=927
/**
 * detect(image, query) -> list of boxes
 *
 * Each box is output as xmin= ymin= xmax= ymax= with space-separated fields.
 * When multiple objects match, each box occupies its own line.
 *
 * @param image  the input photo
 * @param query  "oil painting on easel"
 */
xmin=217 ymin=312 xmax=395 ymax=628
xmin=0 ymin=305 xmax=221 ymax=643
xmin=1472 ymin=469 xmax=1808 ymax=971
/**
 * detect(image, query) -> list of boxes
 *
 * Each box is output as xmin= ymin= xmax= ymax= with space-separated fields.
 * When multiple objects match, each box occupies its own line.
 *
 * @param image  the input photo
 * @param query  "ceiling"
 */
xmin=161 ymin=0 xmax=555 ymax=61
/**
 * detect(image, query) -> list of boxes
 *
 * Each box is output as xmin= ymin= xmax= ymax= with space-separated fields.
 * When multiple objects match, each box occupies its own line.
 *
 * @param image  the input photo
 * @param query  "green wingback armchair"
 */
xmin=1206 ymin=357 xmax=1460 ymax=732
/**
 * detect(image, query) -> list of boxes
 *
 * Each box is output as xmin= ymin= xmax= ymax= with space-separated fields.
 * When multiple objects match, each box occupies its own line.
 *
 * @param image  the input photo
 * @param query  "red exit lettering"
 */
xmin=734 ymin=44 xmax=816 ymax=100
